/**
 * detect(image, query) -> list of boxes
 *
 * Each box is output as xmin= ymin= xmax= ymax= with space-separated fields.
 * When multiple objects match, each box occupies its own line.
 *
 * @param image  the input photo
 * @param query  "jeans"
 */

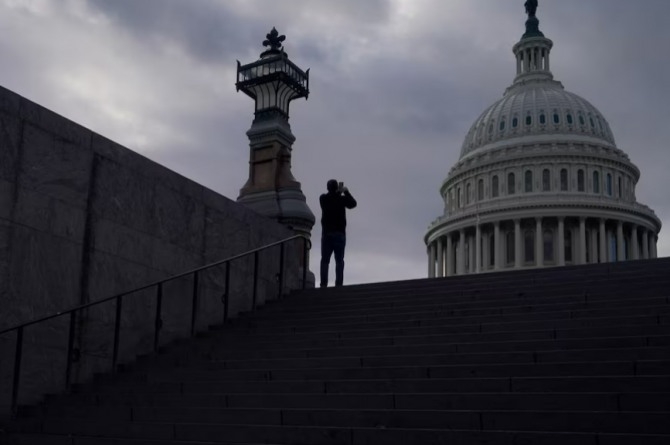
xmin=320 ymin=232 xmax=346 ymax=287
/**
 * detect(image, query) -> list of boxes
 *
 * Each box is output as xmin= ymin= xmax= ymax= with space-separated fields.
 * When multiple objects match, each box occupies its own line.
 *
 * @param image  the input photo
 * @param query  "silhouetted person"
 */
xmin=320 ymin=179 xmax=357 ymax=287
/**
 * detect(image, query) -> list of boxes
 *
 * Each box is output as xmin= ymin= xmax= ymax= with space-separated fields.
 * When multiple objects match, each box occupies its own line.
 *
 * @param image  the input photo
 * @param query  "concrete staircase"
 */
xmin=4 ymin=258 xmax=670 ymax=444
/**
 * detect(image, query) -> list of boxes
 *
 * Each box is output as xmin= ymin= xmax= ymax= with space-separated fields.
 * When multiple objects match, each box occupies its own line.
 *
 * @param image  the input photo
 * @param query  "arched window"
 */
xmin=567 ymin=114 xmax=573 ymax=125
xmin=466 ymin=183 xmax=471 ymax=204
xmin=593 ymin=171 xmax=600 ymax=194
xmin=512 ymin=117 xmax=518 ymax=128
xmin=457 ymin=187 xmax=462 ymax=207
xmin=543 ymin=230 xmax=554 ymax=262
xmin=508 ymin=173 xmax=516 ymax=195
xmin=539 ymin=114 xmax=546 ymax=124
xmin=492 ymin=175 xmax=499 ymax=198
xmin=560 ymin=169 xmax=568 ymax=191
xmin=542 ymin=169 xmax=551 ymax=191
xmin=524 ymin=230 xmax=535 ymax=263
xmin=477 ymin=179 xmax=484 ymax=201
xmin=579 ymin=115 xmax=585 ymax=126
xmin=606 ymin=173 xmax=613 ymax=196
xmin=500 ymin=121 xmax=506 ymax=131
xmin=506 ymin=231 xmax=515 ymax=264
xmin=553 ymin=113 xmax=560 ymax=124
xmin=577 ymin=169 xmax=585 ymax=192
xmin=526 ymin=115 xmax=532 ymax=126
xmin=618 ymin=177 xmax=622 ymax=198
xmin=525 ymin=170 xmax=533 ymax=192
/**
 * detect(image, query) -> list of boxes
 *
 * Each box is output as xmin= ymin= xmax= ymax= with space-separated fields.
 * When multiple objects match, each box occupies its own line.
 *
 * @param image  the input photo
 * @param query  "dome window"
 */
xmin=567 ymin=114 xmax=574 ymax=125
xmin=553 ymin=113 xmax=560 ymax=124
xmin=507 ymin=173 xmax=516 ymax=195
xmin=525 ymin=170 xmax=533 ymax=193
xmin=542 ymin=169 xmax=551 ymax=191
xmin=500 ymin=121 xmax=506 ymax=131
xmin=578 ymin=169 xmax=585 ymax=192
xmin=589 ymin=117 xmax=595 ymax=128
xmin=539 ymin=114 xmax=546 ymax=124
xmin=477 ymin=179 xmax=484 ymax=201
xmin=606 ymin=173 xmax=613 ymax=196
xmin=593 ymin=171 xmax=601 ymax=194
xmin=525 ymin=116 xmax=532 ymax=126
xmin=492 ymin=175 xmax=499 ymax=198
xmin=579 ymin=115 xmax=585 ymax=126
xmin=512 ymin=117 xmax=518 ymax=128
xmin=560 ymin=169 xmax=568 ymax=191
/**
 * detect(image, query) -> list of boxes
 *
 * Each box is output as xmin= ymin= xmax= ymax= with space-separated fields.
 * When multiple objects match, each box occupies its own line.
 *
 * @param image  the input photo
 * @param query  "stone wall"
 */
xmin=0 ymin=85 xmax=305 ymax=416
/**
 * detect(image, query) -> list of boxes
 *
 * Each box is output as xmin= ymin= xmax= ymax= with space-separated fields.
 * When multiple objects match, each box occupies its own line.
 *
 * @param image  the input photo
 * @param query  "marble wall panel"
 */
xmin=13 ymin=187 xmax=87 ymax=243
xmin=19 ymin=132 xmax=92 ymax=209
xmin=0 ymin=85 xmax=21 ymax=115
xmin=0 ymin=112 xmax=21 ymax=182
xmin=93 ymin=218 xmax=157 ymax=267
xmin=92 ymin=157 xmax=157 ymax=234
xmin=152 ymin=184 xmax=205 ymax=252
xmin=19 ymin=97 xmax=91 ymax=148
xmin=0 ymin=180 xmax=13 ymax=220
xmin=4 ymin=225 xmax=83 ymax=326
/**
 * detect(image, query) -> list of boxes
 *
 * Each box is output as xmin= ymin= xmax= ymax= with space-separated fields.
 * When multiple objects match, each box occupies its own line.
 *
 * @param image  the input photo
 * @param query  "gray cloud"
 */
xmin=1 ymin=0 xmax=668 ymax=286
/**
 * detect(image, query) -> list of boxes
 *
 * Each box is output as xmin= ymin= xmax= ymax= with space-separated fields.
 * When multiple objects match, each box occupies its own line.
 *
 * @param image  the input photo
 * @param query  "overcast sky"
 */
xmin=1 ymin=0 xmax=668 ymax=285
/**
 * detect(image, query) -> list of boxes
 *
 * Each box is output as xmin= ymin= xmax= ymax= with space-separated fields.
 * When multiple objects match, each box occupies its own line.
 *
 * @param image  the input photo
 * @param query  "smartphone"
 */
xmin=338 ymin=182 xmax=344 ymax=192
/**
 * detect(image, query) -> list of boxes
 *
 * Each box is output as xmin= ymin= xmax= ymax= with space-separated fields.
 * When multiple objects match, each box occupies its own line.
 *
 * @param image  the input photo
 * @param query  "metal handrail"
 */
xmin=1 ymin=234 xmax=311 ymax=415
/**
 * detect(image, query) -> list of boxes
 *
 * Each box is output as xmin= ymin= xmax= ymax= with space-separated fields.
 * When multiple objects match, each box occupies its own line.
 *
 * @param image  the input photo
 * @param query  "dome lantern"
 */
xmin=513 ymin=1 xmax=553 ymax=84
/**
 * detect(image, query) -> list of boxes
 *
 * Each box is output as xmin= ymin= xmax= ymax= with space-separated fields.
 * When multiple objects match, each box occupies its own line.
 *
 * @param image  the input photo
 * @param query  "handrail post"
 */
xmin=302 ymin=236 xmax=309 ymax=290
xmin=252 ymin=251 xmax=259 ymax=309
xmin=190 ymin=272 xmax=199 ymax=337
xmin=154 ymin=283 xmax=163 ymax=352
xmin=65 ymin=312 xmax=77 ymax=388
xmin=11 ymin=326 xmax=24 ymax=416
xmin=278 ymin=242 xmax=285 ymax=298
xmin=223 ymin=262 xmax=230 ymax=323
xmin=112 ymin=295 xmax=123 ymax=370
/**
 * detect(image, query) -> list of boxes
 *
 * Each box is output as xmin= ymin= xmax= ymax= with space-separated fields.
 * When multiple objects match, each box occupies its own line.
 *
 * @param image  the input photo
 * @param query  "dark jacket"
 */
xmin=320 ymin=190 xmax=357 ymax=234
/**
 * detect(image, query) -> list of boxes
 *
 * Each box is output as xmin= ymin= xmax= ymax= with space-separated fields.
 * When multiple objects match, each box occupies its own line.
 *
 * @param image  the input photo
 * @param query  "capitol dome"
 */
xmin=425 ymin=3 xmax=661 ymax=277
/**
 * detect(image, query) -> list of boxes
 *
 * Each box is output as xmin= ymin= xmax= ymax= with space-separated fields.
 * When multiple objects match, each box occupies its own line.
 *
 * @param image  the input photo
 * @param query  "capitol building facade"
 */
xmin=425 ymin=5 xmax=661 ymax=278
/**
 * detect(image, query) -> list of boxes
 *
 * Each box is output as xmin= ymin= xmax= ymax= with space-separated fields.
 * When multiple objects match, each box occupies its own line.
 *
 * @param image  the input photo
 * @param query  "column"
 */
xmin=475 ymin=225 xmax=482 ymax=273
xmin=458 ymin=229 xmax=466 ymax=275
xmin=631 ymin=225 xmax=639 ymax=260
xmin=642 ymin=230 xmax=649 ymax=260
xmin=494 ymin=222 xmax=501 ymax=270
xmin=437 ymin=238 xmax=444 ymax=278
xmin=651 ymin=234 xmax=658 ymax=259
xmin=514 ymin=219 xmax=522 ymax=268
xmin=579 ymin=218 xmax=587 ymax=265
xmin=616 ymin=221 xmax=625 ymax=262
xmin=535 ymin=218 xmax=543 ymax=267
xmin=599 ymin=219 xmax=607 ymax=263
xmin=590 ymin=228 xmax=599 ymax=264
xmin=558 ymin=217 xmax=566 ymax=266
xmin=428 ymin=243 xmax=436 ymax=278
xmin=446 ymin=234 xmax=453 ymax=277
xmin=468 ymin=235 xmax=475 ymax=274
xmin=483 ymin=233 xmax=491 ymax=272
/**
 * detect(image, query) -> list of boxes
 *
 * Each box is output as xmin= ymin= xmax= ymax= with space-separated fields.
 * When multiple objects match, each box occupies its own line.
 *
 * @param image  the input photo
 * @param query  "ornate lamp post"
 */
xmin=236 ymin=28 xmax=315 ymax=284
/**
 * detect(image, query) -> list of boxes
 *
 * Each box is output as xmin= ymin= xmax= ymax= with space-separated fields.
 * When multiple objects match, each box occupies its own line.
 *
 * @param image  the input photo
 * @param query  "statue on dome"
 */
xmin=525 ymin=0 xmax=538 ymax=18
